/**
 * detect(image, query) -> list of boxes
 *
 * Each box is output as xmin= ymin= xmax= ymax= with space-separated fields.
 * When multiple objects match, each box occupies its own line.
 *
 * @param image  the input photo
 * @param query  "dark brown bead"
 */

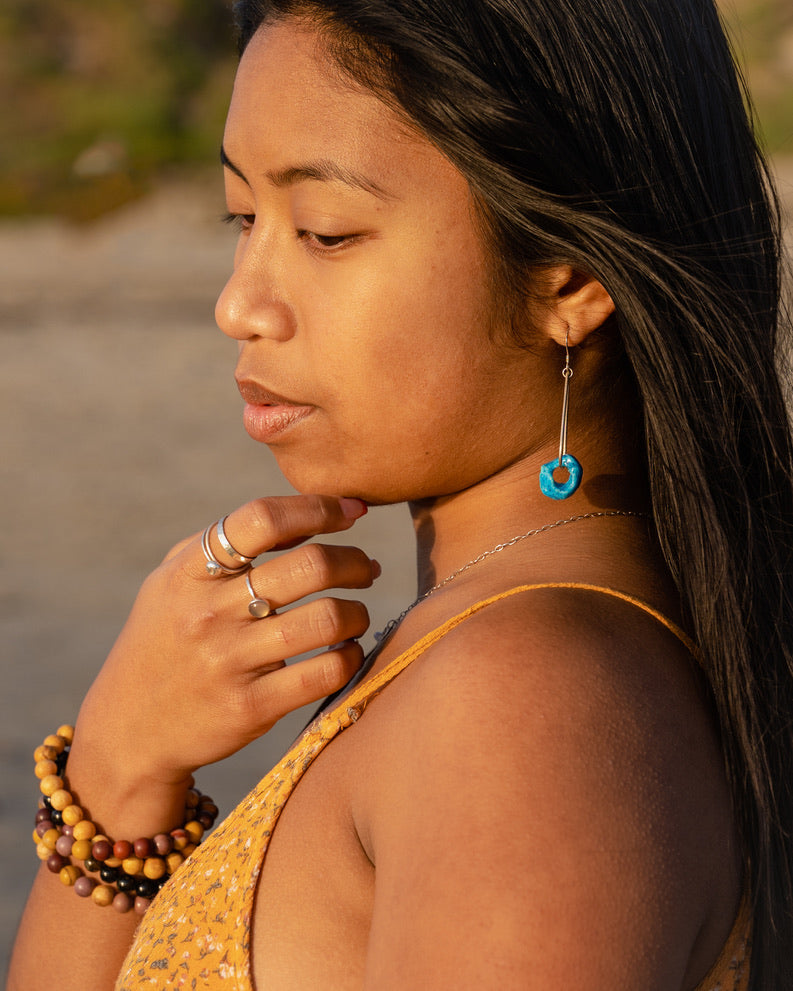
xmin=198 ymin=813 xmax=215 ymax=829
xmin=133 ymin=837 xmax=152 ymax=859
xmin=92 ymin=839 xmax=112 ymax=862
xmin=35 ymin=808 xmax=51 ymax=825
xmin=46 ymin=853 xmax=67 ymax=874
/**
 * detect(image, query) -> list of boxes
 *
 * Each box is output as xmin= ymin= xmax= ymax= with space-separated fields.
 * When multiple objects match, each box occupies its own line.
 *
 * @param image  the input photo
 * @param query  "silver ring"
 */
xmin=245 ymin=572 xmax=272 ymax=618
xmin=216 ymin=516 xmax=254 ymax=565
xmin=201 ymin=526 xmax=249 ymax=577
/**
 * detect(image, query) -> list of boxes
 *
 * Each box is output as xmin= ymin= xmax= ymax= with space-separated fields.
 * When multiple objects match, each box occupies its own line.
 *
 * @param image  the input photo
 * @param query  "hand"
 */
xmin=67 ymin=494 xmax=377 ymax=830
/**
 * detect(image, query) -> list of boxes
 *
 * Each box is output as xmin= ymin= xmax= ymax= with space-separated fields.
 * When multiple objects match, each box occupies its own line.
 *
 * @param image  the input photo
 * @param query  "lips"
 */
xmin=235 ymin=377 xmax=315 ymax=443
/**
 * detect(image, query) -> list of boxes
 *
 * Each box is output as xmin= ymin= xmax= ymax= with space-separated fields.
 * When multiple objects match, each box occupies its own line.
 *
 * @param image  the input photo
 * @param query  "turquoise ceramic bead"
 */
xmin=539 ymin=454 xmax=582 ymax=500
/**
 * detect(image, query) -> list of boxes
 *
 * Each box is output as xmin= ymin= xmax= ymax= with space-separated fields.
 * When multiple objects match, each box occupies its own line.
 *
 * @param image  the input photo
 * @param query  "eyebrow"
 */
xmin=220 ymin=145 xmax=394 ymax=201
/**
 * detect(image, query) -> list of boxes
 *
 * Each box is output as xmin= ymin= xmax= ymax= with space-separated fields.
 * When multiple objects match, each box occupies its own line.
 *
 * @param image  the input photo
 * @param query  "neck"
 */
xmin=408 ymin=413 xmax=650 ymax=598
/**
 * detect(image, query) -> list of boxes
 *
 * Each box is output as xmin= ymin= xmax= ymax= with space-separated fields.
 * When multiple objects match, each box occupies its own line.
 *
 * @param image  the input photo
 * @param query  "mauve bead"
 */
xmin=134 ymin=896 xmax=151 ymax=915
xmin=62 ymin=823 xmax=74 ymax=838
xmin=113 ymin=892 xmax=133 ymax=913
xmin=35 ymin=808 xmax=51 ymax=825
xmin=113 ymin=840 xmax=132 ymax=861
xmin=73 ymin=876 xmax=96 ymax=898
xmin=133 ymin=838 xmax=152 ymax=859
xmin=46 ymin=853 xmax=67 ymax=874
xmin=153 ymin=833 xmax=173 ymax=856
xmin=35 ymin=821 xmax=53 ymax=839
xmin=92 ymin=839 xmax=112 ymax=862
xmin=55 ymin=835 xmax=73 ymax=857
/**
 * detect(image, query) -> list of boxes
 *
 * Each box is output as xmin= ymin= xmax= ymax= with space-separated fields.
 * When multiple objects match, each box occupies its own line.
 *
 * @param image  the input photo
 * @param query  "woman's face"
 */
xmin=217 ymin=19 xmax=550 ymax=503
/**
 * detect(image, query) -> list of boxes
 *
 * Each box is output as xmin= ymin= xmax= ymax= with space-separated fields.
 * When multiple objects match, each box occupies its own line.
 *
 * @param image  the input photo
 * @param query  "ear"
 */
xmin=536 ymin=265 xmax=615 ymax=347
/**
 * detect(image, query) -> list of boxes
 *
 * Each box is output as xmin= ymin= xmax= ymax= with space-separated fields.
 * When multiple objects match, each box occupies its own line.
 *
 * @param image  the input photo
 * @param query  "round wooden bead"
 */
xmin=74 ymin=876 xmax=97 ymax=898
xmin=41 ymin=828 xmax=60 ymax=850
xmin=36 ymin=842 xmax=52 ymax=861
xmin=42 ymin=735 xmax=66 ymax=754
xmin=92 ymin=884 xmax=114 ymax=907
xmin=92 ymin=839 xmax=112 ymax=862
xmin=121 ymin=856 xmax=144 ymax=876
xmin=39 ymin=775 xmax=63 ymax=797
xmin=171 ymin=829 xmax=189 ymax=851
xmin=35 ymin=808 xmax=51 ymax=825
xmin=143 ymin=857 xmax=166 ymax=880
xmin=50 ymin=789 xmax=73 ymax=812
xmin=72 ymin=820 xmax=97 ymax=842
xmin=104 ymin=856 xmax=122 ymax=868
xmin=61 ymin=805 xmax=84 ymax=826
xmin=134 ymin=896 xmax=151 ymax=915
xmin=35 ymin=759 xmax=58 ymax=779
xmin=59 ymin=865 xmax=81 ymax=887
xmin=56 ymin=725 xmax=74 ymax=743
xmin=55 ymin=835 xmax=73 ymax=857
xmin=113 ymin=840 xmax=132 ymax=861
xmin=133 ymin=838 xmax=152 ymax=859
xmin=184 ymin=821 xmax=204 ymax=843
xmin=185 ymin=788 xmax=200 ymax=809
xmin=113 ymin=892 xmax=134 ymax=913
xmin=153 ymin=833 xmax=173 ymax=856
xmin=71 ymin=839 xmax=94 ymax=861
xmin=46 ymin=853 xmax=67 ymax=874
xmin=165 ymin=851 xmax=184 ymax=874
xmin=34 ymin=744 xmax=58 ymax=763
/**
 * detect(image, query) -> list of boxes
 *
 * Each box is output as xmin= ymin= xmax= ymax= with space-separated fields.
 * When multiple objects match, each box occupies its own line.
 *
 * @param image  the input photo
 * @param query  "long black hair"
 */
xmin=233 ymin=0 xmax=793 ymax=984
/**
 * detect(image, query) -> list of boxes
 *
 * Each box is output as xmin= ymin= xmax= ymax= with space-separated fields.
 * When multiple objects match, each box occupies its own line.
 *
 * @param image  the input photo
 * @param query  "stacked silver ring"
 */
xmin=201 ymin=517 xmax=273 ymax=620
xmin=201 ymin=525 xmax=250 ymax=577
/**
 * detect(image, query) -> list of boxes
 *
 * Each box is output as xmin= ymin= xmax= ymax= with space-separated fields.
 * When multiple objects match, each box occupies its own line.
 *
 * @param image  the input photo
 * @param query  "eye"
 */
xmin=297 ymin=230 xmax=359 ymax=254
xmin=222 ymin=211 xmax=255 ymax=232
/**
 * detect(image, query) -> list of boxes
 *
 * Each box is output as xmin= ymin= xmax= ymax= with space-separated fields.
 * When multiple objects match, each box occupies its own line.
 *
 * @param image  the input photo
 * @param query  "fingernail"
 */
xmin=339 ymin=498 xmax=368 ymax=520
xmin=371 ymin=559 xmax=382 ymax=579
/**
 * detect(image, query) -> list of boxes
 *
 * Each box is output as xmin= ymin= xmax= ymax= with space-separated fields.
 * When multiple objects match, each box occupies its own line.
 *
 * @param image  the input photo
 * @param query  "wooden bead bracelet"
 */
xmin=32 ymin=726 xmax=218 ymax=914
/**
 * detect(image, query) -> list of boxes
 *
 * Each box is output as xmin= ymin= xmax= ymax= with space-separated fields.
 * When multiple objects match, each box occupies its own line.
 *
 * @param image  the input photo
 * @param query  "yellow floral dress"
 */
xmin=115 ymin=584 xmax=750 ymax=989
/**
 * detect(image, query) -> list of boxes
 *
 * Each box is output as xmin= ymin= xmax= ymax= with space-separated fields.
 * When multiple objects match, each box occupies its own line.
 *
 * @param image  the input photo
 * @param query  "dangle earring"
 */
xmin=539 ymin=330 xmax=582 ymax=500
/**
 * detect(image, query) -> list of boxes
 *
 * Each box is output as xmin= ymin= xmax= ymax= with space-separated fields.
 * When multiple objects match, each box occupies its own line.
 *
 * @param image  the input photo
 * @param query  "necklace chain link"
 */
xmin=374 ymin=510 xmax=648 ymax=644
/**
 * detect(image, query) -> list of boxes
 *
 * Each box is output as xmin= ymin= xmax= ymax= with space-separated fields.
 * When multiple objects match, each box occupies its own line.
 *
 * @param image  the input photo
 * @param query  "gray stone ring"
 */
xmin=245 ymin=572 xmax=273 ymax=619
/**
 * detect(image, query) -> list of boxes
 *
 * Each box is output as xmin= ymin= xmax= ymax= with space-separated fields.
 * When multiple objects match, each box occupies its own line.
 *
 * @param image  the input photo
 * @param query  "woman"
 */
xmin=9 ymin=0 xmax=793 ymax=988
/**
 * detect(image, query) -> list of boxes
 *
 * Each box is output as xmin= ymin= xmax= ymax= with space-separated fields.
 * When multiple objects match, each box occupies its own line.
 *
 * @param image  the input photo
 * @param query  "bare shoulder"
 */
xmin=353 ymin=585 xmax=740 ymax=990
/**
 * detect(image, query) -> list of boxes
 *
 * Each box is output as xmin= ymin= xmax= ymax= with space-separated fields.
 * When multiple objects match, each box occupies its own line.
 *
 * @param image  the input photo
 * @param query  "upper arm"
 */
xmin=358 ymin=590 xmax=715 ymax=990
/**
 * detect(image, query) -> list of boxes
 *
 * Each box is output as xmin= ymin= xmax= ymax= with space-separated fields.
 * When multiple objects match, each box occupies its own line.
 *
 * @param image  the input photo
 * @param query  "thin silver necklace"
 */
xmin=373 ymin=510 xmax=648 ymax=644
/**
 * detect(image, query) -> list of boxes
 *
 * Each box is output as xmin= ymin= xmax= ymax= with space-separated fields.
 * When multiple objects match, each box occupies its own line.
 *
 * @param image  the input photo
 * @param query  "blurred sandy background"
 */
xmin=2 ymin=0 xmax=791 ymax=976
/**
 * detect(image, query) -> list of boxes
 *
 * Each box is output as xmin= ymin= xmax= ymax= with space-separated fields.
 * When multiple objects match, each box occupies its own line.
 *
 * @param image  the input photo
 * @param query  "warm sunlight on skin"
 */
xmin=215 ymin=20 xmax=560 ymax=504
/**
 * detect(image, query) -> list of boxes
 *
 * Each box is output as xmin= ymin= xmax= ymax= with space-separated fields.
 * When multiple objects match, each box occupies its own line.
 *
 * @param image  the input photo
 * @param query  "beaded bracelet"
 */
xmin=32 ymin=725 xmax=218 ymax=913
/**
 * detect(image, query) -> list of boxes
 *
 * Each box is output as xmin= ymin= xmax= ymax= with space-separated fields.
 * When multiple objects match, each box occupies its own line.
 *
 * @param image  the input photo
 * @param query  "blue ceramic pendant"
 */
xmin=539 ymin=453 xmax=582 ymax=500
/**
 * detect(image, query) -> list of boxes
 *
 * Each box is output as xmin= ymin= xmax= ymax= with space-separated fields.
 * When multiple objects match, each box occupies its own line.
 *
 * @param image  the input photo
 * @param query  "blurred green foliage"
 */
xmin=0 ymin=0 xmax=236 ymax=220
xmin=0 ymin=0 xmax=790 ymax=220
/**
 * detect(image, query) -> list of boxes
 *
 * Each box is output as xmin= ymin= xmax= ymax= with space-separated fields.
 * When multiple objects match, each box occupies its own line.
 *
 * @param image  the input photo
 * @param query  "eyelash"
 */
xmin=222 ymin=212 xmax=356 ymax=253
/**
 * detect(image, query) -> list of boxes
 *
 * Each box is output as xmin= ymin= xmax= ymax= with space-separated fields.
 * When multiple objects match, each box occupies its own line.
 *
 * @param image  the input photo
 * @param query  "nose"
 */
xmin=215 ymin=237 xmax=295 ymax=343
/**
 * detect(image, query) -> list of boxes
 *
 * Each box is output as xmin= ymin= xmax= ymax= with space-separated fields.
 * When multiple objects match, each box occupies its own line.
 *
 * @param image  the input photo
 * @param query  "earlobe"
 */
xmin=539 ymin=266 xmax=615 ymax=347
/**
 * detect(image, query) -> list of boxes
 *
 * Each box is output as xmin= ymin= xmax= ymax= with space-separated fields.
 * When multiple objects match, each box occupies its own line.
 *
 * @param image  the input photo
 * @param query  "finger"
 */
xmin=249 ymin=641 xmax=366 ymax=720
xmin=203 ymin=495 xmax=368 ymax=571
xmin=243 ymin=544 xmax=379 ymax=612
xmin=244 ymin=597 xmax=370 ymax=671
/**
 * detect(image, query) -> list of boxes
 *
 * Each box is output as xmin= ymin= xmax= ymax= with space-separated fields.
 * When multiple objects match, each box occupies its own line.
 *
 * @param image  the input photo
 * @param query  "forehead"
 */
xmin=224 ymin=19 xmax=462 ymax=196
